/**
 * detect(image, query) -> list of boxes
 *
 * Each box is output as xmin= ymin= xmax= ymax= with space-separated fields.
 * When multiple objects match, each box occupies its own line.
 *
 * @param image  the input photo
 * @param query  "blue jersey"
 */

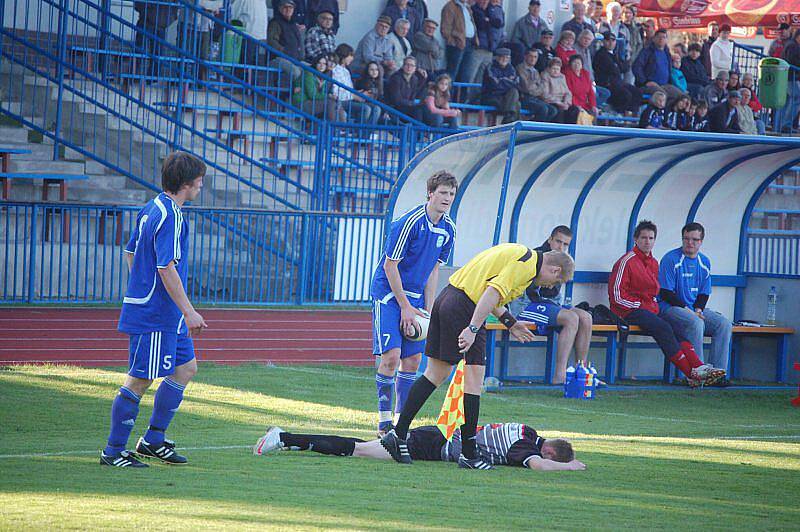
xmin=119 ymin=193 xmax=189 ymax=334
xmin=658 ymin=247 xmax=712 ymax=308
xmin=371 ymin=204 xmax=456 ymax=301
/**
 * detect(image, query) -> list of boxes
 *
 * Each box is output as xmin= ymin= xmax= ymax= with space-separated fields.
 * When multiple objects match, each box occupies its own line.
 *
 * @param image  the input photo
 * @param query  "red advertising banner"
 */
xmin=633 ymin=1 xmax=800 ymax=29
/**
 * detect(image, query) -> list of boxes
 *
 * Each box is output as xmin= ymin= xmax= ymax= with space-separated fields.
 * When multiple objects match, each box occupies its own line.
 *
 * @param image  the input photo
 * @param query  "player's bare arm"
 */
xmin=384 ymin=258 xmax=426 ymax=337
xmin=424 ymin=262 xmax=441 ymax=313
xmin=491 ymin=305 xmax=535 ymax=343
xmin=526 ymin=455 xmax=587 ymax=471
xmin=158 ymin=262 xmax=207 ymax=336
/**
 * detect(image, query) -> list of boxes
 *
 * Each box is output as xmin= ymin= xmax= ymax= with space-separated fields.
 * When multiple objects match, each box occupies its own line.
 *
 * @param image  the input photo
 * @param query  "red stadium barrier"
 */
xmin=0 ymin=308 xmax=373 ymax=367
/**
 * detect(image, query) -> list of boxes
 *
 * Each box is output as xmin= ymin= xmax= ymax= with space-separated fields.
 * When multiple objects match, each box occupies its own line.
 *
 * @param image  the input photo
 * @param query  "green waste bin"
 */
xmin=759 ymin=57 xmax=789 ymax=108
xmin=222 ymin=20 xmax=244 ymax=71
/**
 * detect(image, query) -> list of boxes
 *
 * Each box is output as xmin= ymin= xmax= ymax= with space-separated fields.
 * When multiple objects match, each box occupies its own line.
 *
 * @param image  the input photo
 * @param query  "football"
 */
xmin=404 ymin=310 xmax=431 ymax=341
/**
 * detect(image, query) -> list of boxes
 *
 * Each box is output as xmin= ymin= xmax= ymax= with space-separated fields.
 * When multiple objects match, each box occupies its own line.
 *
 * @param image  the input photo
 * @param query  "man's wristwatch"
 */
xmin=468 ymin=324 xmax=480 ymax=333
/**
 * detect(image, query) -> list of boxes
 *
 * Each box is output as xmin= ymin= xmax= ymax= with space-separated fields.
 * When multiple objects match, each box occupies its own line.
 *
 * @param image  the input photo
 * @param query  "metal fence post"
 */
xmin=297 ymin=213 xmax=310 ymax=304
xmin=313 ymin=122 xmax=329 ymax=211
xmin=99 ymin=0 xmax=111 ymax=79
xmin=27 ymin=204 xmax=38 ymax=303
xmin=172 ymin=3 xmax=191 ymax=148
xmin=52 ymin=0 xmax=69 ymax=160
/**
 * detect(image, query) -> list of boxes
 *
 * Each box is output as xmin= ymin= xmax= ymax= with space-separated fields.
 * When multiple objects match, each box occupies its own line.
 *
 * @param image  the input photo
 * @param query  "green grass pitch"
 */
xmin=1 ymin=364 xmax=799 ymax=530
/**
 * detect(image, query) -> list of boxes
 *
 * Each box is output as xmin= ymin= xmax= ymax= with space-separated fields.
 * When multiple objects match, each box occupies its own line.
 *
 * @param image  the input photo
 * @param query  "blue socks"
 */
xmin=395 ymin=371 xmax=416 ymax=420
xmin=104 ymin=386 xmax=141 ymax=457
xmin=144 ymin=378 xmax=185 ymax=446
xmin=376 ymin=372 xmax=395 ymax=430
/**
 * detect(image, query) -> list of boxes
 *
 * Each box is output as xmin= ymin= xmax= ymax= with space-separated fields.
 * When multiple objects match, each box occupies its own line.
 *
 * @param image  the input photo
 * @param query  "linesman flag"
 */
xmin=436 ymin=359 xmax=466 ymax=441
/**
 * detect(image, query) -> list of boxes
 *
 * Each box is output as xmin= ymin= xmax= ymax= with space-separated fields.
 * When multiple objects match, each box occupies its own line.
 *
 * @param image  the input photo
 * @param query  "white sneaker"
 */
xmin=253 ymin=426 xmax=285 ymax=456
xmin=690 ymin=364 xmax=726 ymax=386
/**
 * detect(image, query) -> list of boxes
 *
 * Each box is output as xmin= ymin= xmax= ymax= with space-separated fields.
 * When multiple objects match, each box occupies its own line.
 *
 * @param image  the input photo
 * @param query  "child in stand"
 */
xmin=691 ymin=101 xmax=709 ymax=132
xmin=666 ymin=94 xmax=691 ymax=131
xmin=670 ymin=54 xmax=688 ymax=95
xmin=422 ymin=73 xmax=462 ymax=129
xmin=638 ymin=90 xmax=668 ymax=129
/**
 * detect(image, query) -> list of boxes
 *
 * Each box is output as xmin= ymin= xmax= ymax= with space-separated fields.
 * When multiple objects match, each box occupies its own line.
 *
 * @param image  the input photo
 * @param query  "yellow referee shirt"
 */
xmin=449 ymin=243 xmax=541 ymax=306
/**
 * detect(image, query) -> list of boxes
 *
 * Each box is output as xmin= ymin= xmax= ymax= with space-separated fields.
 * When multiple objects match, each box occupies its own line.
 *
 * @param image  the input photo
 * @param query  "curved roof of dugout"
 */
xmin=387 ymin=123 xmax=800 ymax=318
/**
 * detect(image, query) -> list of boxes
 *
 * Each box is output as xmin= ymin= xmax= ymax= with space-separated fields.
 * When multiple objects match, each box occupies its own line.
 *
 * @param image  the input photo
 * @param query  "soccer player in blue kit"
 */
xmin=371 ymin=171 xmax=458 ymax=436
xmin=100 ymin=152 xmax=208 ymax=468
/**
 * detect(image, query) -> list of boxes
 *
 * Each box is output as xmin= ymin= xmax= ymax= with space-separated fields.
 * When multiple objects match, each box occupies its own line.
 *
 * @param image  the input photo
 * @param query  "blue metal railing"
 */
xmin=0 ymin=201 xmax=384 ymax=304
xmin=0 ymin=0 xmax=452 ymax=214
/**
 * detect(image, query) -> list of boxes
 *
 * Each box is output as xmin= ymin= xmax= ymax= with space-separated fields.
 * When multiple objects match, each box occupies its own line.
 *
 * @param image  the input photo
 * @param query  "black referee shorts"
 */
xmin=425 ymin=284 xmax=486 ymax=366
xmin=407 ymin=425 xmax=446 ymax=461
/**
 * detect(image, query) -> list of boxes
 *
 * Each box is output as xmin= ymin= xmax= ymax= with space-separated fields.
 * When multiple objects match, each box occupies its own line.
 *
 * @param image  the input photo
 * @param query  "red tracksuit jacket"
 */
xmin=608 ymin=246 xmax=660 ymax=318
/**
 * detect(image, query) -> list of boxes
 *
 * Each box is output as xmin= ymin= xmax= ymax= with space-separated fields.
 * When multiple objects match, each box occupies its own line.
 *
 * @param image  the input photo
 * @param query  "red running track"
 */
xmin=0 ymin=308 xmax=374 ymax=366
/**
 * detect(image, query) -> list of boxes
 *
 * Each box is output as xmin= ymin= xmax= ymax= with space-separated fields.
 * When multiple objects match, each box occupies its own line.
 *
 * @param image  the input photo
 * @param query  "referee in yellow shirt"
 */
xmin=381 ymin=243 xmax=575 ymax=469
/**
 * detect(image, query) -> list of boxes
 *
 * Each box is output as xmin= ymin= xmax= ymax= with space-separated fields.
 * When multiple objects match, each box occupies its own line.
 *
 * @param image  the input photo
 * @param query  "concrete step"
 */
xmin=7 ymin=159 xmax=86 ymax=174
xmin=2 ymin=179 xmax=148 ymax=204
xmin=0 ymin=126 xmax=32 ymax=144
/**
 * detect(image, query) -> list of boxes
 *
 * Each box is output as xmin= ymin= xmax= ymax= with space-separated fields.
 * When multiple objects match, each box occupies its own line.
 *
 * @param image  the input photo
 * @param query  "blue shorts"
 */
xmin=372 ymin=293 xmax=425 ymax=358
xmin=517 ymin=301 xmax=562 ymax=335
xmin=128 ymin=332 xmax=195 ymax=380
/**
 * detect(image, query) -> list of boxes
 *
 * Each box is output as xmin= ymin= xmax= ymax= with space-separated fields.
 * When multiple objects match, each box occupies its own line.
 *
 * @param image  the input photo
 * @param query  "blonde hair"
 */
xmin=544 ymin=250 xmax=575 ymax=283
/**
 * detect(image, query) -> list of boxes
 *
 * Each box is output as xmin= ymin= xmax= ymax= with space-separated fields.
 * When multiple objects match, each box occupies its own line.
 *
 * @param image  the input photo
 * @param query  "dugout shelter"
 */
xmin=387 ymin=122 xmax=800 ymax=325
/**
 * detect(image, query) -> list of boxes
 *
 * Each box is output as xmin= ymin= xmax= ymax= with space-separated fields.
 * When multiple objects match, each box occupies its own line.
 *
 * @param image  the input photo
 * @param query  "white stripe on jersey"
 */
xmin=388 ymin=207 xmax=426 ymax=261
xmin=171 ymin=202 xmax=181 ymax=262
xmin=612 ymin=252 xmax=641 ymax=309
xmin=443 ymin=213 xmax=456 ymax=236
xmin=122 ymin=273 xmax=158 ymax=305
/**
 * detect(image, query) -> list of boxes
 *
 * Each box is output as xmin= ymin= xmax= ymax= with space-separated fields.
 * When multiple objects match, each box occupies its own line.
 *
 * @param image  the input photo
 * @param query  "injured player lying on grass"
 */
xmin=253 ymin=423 xmax=586 ymax=471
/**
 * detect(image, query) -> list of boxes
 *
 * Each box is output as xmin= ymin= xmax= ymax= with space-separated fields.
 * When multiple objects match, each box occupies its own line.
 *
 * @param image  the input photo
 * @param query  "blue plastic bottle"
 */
xmin=564 ymin=365 xmax=576 ymax=398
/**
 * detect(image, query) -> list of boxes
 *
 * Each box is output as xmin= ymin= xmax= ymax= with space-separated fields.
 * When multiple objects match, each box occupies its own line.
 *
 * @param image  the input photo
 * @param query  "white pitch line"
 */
xmin=0 ymin=445 xmax=251 ymax=459
xmin=3 ymin=436 xmax=799 ymax=461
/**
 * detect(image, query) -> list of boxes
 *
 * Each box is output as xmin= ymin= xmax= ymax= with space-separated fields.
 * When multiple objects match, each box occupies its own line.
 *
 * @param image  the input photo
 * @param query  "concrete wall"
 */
xmin=738 ymin=276 xmax=800 ymax=383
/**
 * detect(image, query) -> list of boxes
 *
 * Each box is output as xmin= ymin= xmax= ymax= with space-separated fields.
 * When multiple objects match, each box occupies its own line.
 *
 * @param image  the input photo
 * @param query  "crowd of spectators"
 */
xmin=155 ymin=0 xmax=792 ymax=133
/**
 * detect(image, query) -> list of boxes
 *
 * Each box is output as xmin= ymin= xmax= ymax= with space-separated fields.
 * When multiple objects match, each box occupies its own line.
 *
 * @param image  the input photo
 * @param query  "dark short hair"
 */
xmin=634 ymin=220 xmax=657 ymax=239
xmin=682 ymin=222 xmax=705 ymax=239
xmin=544 ymin=438 xmax=574 ymax=462
xmin=688 ymin=43 xmax=701 ymax=53
xmin=568 ymin=54 xmax=582 ymax=66
xmin=335 ymin=43 xmax=354 ymax=62
xmin=529 ymin=0 xmax=540 ymax=5
xmin=550 ymin=225 xmax=573 ymax=239
xmin=655 ymin=28 xmax=668 ymax=36
xmin=696 ymin=100 xmax=708 ymax=110
xmin=161 ymin=151 xmax=205 ymax=194
xmin=427 ymin=170 xmax=458 ymax=195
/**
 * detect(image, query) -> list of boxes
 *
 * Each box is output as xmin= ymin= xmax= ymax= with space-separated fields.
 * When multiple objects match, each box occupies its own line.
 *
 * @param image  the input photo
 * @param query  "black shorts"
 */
xmin=407 ymin=425 xmax=446 ymax=461
xmin=425 ymin=284 xmax=487 ymax=366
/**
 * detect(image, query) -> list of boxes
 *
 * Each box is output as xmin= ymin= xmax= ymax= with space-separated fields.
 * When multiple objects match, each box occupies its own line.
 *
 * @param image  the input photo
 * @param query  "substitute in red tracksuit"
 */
xmin=608 ymin=220 xmax=726 ymax=386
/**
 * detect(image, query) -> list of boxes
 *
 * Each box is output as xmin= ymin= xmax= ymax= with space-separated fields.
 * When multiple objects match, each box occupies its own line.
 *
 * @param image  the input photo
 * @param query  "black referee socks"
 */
xmin=394 ymin=375 xmax=438 ymax=439
xmin=460 ymin=393 xmax=481 ymax=459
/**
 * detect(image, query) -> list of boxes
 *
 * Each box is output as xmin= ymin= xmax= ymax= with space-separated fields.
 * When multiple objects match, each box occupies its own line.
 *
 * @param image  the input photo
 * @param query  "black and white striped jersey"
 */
xmin=443 ymin=423 xmax=544 ymax=467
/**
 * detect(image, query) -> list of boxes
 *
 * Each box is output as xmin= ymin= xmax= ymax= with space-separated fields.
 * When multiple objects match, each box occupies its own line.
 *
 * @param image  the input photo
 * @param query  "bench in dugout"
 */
xmin=485 ymin=321 xmax=795 ymax=385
